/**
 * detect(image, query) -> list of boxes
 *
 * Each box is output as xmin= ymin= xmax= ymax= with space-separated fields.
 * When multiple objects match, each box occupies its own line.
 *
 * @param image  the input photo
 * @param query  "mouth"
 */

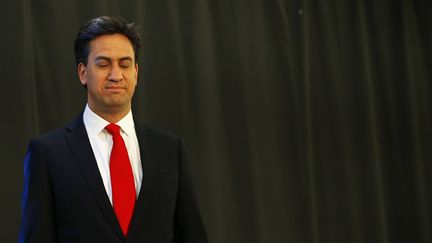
xmin=105 ymin=86 xmax=126 ymax=93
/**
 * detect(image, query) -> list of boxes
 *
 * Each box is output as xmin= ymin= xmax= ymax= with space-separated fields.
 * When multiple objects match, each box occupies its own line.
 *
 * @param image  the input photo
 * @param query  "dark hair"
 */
xmin=74 ymin=16 xmax=141 ymax=65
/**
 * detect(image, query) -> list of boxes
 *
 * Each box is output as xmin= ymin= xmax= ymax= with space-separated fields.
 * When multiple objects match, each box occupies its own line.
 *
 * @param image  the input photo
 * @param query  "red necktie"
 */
xmin=105 ymin=123 xmax=136 ymax=236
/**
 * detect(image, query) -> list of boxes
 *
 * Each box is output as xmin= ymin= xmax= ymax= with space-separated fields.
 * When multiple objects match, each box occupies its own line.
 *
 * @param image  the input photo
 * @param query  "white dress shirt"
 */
xmin=83 ymin=104 xmax=143 ymax=204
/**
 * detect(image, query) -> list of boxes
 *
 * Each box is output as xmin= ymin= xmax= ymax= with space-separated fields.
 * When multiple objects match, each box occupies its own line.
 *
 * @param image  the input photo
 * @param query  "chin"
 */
xmin=105 ymin=99 xmax=130 ymax=108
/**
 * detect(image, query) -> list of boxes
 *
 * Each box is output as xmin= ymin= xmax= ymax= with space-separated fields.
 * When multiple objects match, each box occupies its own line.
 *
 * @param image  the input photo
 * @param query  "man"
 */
xmin=19 ymin=16 xmax=208 ymax=243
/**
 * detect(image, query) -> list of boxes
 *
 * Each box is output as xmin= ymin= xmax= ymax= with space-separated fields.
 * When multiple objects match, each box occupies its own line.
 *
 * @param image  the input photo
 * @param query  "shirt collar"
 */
xmin=83 ymin=104 xmax=135 ymax=138
xmin=116 ymin=109 xmax=135 ymax=137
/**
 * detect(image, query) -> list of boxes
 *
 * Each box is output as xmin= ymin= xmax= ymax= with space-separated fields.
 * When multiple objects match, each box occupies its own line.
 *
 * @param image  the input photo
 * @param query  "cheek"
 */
xmin=126 ymin=72 xmax=138 ymax=86
xmin=87 ymin=72 xmax=105 ymax=86
xmin=128 ymin=81 xmax=137 ymax=94
xmin=86 ymin=77 xmax=105 ymax=94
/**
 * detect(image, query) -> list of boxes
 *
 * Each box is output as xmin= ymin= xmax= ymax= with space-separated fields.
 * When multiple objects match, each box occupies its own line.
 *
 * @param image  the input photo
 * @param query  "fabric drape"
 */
xmin=1 ymin=0 xmax=431 ymax=242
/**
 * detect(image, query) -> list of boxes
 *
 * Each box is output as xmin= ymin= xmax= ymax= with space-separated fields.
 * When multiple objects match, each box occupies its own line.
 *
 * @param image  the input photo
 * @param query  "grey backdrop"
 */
xmin=1 ymin=0 xmax=431 ymax=242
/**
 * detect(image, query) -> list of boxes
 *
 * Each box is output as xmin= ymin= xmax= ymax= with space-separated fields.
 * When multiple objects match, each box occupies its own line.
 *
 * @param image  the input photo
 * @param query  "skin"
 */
xmin=78 ymin=33 xmax=138 ymax=123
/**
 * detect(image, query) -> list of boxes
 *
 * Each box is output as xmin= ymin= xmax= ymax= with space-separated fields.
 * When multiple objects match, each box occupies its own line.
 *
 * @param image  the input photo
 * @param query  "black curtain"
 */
xmin=1 ymin=0 xmax=431 ymax=242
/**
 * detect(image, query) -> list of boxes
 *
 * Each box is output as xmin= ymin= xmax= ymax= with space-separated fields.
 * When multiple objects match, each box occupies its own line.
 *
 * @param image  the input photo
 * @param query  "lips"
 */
xmin=105 ymin=86 xmax=126 ymax=94
xmin=105 ymin=86 xmax=126 ymax=90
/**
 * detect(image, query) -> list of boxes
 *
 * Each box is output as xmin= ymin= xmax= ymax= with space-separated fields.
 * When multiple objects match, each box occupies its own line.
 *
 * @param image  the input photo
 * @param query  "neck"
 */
xmin=88 ymin=103 xmax=131 ymax=123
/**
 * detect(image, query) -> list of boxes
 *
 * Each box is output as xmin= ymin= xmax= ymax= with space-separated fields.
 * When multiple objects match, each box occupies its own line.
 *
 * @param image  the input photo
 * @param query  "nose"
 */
xmin=108 ymin=65 xmax=123 ymax=82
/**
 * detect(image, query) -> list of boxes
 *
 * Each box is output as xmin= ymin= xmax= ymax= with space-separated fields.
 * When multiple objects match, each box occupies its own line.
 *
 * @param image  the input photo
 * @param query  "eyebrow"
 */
xmin=94 ymin=56 xmax=134 ymax=62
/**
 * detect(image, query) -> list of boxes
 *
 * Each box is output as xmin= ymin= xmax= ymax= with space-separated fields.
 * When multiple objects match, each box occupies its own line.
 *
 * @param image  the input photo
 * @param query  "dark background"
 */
xmin=1 ymin=0 xmax=431 ymax=242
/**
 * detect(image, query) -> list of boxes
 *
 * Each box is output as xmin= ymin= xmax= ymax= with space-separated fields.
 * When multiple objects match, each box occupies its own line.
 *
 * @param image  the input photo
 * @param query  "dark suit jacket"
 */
xmin=18 ymin=114 xmax=208 ymax=243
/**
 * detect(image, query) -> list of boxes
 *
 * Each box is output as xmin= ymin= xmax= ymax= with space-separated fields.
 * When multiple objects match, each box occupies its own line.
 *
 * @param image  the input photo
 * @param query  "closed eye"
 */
xmin=94 ymin=56 xmax=111 ymax=67
xmin=119 ymin=60 xmax=132 ymax=68
xmin=97 ymin=63 xmax=110 ymax=67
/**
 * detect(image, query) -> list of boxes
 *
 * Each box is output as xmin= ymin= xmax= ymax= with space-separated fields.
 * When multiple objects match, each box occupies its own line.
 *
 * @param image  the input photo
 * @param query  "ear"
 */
xmin=134 ymin=63 xmax=139 ymax=85
xmin=77 ymin=63 xmax=87 ymax=86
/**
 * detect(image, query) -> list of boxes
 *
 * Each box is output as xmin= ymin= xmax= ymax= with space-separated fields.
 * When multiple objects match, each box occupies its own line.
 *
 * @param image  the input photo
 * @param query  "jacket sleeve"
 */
xmin=173 ymin=138 xmax=208 ymax=243
xmin=18 ymin=139 xmax=56 ymax=243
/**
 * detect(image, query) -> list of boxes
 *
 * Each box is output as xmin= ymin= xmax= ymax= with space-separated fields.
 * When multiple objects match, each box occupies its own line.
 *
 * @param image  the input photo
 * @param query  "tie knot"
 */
xmin=105 ymin=123 xmax=121 ymax=136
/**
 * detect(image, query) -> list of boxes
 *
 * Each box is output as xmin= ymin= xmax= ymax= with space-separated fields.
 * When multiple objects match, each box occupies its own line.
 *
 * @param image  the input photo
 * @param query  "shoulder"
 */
xmin=29 ymin=115 xmax=83 ymax=147
xmin=135 ymin=123 xmax=184 ymax=152
xmin=136 ymin=123 xmax=180 ymax=142
xmin=35 ymin=127 xmax=68 ymax=144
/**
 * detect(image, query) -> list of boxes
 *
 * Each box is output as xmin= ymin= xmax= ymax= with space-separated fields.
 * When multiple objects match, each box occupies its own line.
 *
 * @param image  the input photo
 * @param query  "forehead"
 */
xmin=88 ymin=34 xmax=134 ymax=60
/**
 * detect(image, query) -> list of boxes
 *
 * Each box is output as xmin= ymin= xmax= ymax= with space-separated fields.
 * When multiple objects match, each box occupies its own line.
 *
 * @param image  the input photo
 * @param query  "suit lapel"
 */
xmin=64 ymin=115 xmax=125 ymax=241
xmin=127 ymin=123 xmax=158 ymax=240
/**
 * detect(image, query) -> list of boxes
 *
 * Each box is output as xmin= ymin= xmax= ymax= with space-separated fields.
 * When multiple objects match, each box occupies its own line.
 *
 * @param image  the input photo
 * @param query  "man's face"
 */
xmin=78 ymin=34 xmax=138 ymax=115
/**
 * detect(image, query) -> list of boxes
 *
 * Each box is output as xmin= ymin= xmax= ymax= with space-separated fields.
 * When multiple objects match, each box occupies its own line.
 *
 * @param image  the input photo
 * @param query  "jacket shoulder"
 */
xmin=30 ymin=115 xmax=82 ymax=146
xmin=137 ymin=123 xmax=180 ymax=142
